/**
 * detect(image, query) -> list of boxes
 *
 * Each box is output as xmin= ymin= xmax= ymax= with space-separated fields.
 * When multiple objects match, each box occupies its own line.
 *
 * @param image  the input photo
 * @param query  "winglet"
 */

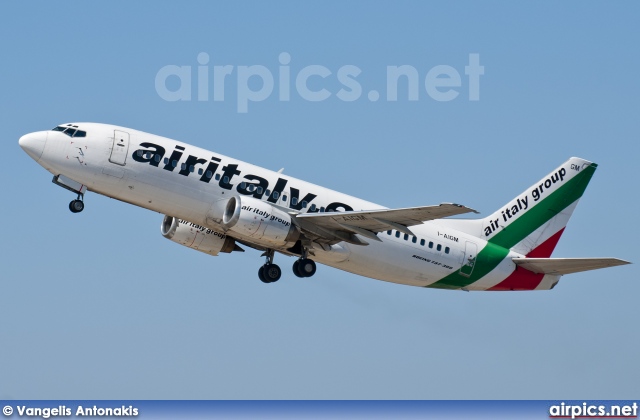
xmin=451 ymin=203 xmax=480 ymax=214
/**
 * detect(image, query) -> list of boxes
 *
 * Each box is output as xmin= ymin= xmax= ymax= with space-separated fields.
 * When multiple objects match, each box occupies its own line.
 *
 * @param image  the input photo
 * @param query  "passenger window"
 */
xmin=172 ymin=160 xmax=178 ymax=167
xmin=145 ymin=152 xmax=152 ymax=159
xmin=412 ymin=236 xmax=417 ymax=243
xmin=198 ymin=168 xmax=203 ymax=175
xmin=282 ymin=195 xmax=287 ymax=202
xmin=387 ymin=230 xmax=392 ymax=235
xmin=248 ymin=184 xmax=255 ymax=192
xmin=265 ymin=189 xmax=270 ymax=196
xmin=320 ymin=207 xmax=325 ymax=212
xmin=429 ymin=241 xmax=434 ymax=248
xmin=215 ymin=174 xmax=220 ymax=181
xmin=437 ymin=244 xmax=442 ymax=251
xmin=273 ymin=191 xmax=279 ymax=199
xmin=137 ymin=150 xmax=143 ymax=157
xmin=154 ymin=155 xmax=161 ymax=163
xmin=164 ymin=158 xmax=169 ymax=165
xmin=395 ymin=231 xmax=400 ymax=238
xmin=310 ymin=204 xmax=316 ymax=211
xmin=302 ymin=201 xmax=308 ymax=208
xmin=291 ymin=197 xmax=298 ymax=205
xmin=420 ymin=239 xmax=425 ymax=246
xmin=240 ymin=182 xmax=246 ymax=189
xmin=257 ymin=187 xmax=263 ymax=194
xmin=205 ymin=170 xmax=212 ymax=178
xmin=189 ymin=165 xmax=194 ymax=173
xmin=223 ymin=176 xmax=229 ymax=184
xmin=445 ymin=247 xmax=450 ymax=254
xmin=404 ymin=233 xmax=409 ymax=240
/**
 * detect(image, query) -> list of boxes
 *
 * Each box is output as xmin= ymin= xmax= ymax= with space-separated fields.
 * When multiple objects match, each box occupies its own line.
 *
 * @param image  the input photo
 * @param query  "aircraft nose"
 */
xmin=19 ymin=131 xmax=47 ymax=161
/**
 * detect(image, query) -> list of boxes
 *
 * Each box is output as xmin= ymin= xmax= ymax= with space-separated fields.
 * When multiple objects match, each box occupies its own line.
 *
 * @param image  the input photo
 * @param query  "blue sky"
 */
xmin=1 ymin=1 xmax=638 ymax=399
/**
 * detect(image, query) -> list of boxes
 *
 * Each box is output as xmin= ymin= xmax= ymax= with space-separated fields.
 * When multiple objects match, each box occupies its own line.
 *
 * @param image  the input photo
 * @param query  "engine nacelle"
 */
xmin=221 ymin=196 xmax=300 ymax=247
xmin=161 ymin=215 xmax=239 ymax=256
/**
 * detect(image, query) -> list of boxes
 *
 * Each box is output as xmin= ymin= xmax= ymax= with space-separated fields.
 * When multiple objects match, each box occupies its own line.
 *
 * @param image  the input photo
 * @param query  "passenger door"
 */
xmin=109 ymin=130 xmax=130 ymax=166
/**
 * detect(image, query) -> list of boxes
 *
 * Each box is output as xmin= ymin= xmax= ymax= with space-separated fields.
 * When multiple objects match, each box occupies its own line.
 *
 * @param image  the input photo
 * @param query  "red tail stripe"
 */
xmin=487 ymin=267 xmax=544 ymax=291
xmin=487 ymin=228 xmax=565 ymax=291
xmin=526 ymin=228 xmax=565 ymax=258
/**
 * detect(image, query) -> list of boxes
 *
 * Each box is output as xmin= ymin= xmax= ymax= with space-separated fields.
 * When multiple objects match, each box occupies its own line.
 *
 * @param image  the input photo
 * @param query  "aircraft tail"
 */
xmin=438 ymin=157 xmax=597 ymax=257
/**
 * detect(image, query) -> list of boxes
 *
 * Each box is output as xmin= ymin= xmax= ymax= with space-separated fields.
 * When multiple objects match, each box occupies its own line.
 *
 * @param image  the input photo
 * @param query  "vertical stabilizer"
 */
xmin=437 ymin=157 xmax=597 ymax=257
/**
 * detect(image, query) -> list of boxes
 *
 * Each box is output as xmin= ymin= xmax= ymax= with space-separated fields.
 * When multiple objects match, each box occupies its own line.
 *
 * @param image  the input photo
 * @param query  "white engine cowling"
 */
xmin=161 ymin=215 xmax=239 ymax=256
xmin=221 ymin=196 xmax=300 ymax=247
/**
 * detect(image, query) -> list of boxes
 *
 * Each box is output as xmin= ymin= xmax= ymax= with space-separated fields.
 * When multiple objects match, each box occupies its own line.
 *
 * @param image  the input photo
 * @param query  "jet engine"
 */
xmin=161 ymin=215 xmax=241 ymax=256
xmin=221 ymin=196 xmax=300 ymax=247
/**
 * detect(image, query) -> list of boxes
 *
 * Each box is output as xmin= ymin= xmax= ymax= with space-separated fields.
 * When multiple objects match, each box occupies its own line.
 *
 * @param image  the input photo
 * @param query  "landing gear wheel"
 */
xmin=263 ymin=263 xmax=281 ymax=283
xmin=69 ymin=199 xmax=84 ymax=213
xmin=258 ymin=265 xmax=269 ymax=283
xmin=258 ymin=249 xmax=281 ymax=283
xmin=292 ymin=260 xmax=304 ymax=278
xmin=297 ymin=258 xmax=317 ymax=278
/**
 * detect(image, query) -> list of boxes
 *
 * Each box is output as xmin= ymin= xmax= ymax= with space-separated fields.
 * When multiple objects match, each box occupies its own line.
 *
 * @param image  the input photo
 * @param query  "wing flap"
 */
xmin=512 ymin=258 xmax=631 ymax=275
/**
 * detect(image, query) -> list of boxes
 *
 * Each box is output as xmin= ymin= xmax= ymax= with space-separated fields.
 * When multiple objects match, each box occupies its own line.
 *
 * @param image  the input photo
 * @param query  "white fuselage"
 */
xmin=21 ymin=123 xmax=522 ymax=289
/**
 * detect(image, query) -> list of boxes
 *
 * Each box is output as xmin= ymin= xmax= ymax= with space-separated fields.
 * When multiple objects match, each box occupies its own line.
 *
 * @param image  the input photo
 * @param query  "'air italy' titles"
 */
xmin=483 ymin=167 xmax=566 ymax=237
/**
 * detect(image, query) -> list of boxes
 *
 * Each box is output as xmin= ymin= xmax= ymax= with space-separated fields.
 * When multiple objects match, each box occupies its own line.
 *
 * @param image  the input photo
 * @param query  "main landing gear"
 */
xmin=293 ymin=258 xmax=316 ymax=278
xmin=257 ymin=247 xmax=318 ymax=283
xmin=258 ymin=249 xmax=282 ymax=283
xmin=293 ymin=245 xmax=316 ymax=278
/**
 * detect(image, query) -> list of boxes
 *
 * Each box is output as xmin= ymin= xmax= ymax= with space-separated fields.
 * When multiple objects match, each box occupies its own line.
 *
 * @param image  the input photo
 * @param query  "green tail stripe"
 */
xmin=428 ymin=163 xmax=597 ymax=290
xmin=428 ymin=241 xmax=510 ymax=289
xmin=488 ymin=163 xmax=597 ymax=249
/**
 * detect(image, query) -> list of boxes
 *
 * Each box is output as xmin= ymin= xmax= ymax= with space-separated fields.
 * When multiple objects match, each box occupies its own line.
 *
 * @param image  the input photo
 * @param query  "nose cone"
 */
xmin=19 ymin=131 xmax=47 ymax=161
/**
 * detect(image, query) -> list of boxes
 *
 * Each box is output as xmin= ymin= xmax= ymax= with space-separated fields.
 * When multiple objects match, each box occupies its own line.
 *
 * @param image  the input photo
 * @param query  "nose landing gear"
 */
xmin=69 ymin=197 xmax=84 ymax=213
xmin=52 ymin=175 xmax=87 ymax=214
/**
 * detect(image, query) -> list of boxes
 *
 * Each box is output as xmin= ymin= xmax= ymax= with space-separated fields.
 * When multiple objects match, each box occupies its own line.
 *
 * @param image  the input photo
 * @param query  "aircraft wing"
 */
xmin=512 ymin=258 xmax=631 ymax=275
xmin=293 ymin=203 xmax=478 ymax=245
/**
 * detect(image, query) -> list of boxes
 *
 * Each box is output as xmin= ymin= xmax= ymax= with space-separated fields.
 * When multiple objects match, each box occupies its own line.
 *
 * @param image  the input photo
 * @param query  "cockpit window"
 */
xmin=51 ymin=125 xmax=86 ymax=138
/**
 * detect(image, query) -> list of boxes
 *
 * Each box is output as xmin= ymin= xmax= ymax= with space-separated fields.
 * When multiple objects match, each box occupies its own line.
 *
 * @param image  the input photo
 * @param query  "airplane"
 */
xmin=18 ymin=123 xmax=630 ymax=290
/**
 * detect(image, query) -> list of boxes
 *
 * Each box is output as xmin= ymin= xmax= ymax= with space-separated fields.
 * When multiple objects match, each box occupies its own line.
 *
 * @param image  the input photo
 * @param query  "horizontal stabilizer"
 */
xmin=513 ymin=257 xmax=631 ymax=275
